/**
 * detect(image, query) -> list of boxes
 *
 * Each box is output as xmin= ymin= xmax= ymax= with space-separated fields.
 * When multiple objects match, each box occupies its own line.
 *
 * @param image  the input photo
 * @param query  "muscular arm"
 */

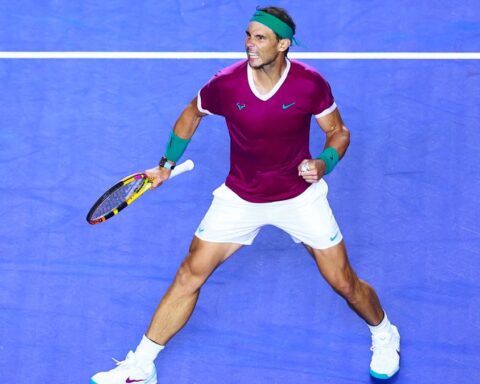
xmin=316 ymin=108 xmax=350 ymax=159
xmin=172 ymin=96 xmax=207 ymax=140
xmin=299 ymin=108 xmax=350 ymax=182
xmin=146 ymin=96 xmax=207 ymax=187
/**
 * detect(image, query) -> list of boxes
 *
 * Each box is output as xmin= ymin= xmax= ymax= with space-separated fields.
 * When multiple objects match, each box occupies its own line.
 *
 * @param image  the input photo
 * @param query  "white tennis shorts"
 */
xmin=195 ymin=179 xmax=343 ymax=250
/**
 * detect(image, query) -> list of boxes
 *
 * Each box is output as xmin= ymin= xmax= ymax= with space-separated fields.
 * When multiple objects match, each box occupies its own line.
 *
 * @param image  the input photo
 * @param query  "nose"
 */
xmin=246 ymin=42 xmax=257 ymax=52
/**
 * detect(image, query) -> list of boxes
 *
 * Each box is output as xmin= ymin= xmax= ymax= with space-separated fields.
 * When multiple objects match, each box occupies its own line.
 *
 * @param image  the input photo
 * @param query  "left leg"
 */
xmin=304 ymin=240 xmax=384 ymax=325
xmin=304 ymin=240 xmax=400 ymax=379
xmin=271 ymin=180 xmax=399 ymax=378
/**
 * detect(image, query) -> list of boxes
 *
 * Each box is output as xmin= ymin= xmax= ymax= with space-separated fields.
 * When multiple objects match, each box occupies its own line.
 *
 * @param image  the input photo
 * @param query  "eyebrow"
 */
xmin=245 ymin=31 xmax=266 ymax=38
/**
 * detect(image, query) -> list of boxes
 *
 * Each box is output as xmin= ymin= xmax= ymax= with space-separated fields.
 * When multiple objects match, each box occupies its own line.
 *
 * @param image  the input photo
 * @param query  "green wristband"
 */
xmin=316 ymin=147 xmax=339 ymax=175
xmin=164 ymin=131 xmax=191 ymax=162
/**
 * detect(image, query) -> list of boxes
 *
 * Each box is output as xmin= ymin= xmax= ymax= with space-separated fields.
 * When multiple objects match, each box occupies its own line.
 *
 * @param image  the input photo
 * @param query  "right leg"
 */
xmin=91 ymin=183 xmax=260 ymax=383
xmin=90 ymin=236 xmax=242 ymax=384
xmin=146 ymin=236 xmax=243 ymax=345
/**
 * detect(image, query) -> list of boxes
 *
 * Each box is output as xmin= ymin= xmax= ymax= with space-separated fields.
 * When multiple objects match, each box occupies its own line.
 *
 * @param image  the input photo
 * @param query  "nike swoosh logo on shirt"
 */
xmin=282 ymin=102 xmax=296 ymax=109
xmin=236 ymin=102 xmax=246 ymax=110
xmin=330 ymin=232 xmax=339 ymax=241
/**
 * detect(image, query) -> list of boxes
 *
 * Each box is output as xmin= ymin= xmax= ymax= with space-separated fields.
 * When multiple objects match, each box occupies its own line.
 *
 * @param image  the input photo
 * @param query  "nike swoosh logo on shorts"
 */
xmin=330 ymin=232 xmax=339 ymax=241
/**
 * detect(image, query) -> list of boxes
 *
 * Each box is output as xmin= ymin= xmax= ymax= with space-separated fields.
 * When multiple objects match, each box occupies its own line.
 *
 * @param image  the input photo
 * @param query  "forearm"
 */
xmin=308 ymin=109 xmax=351 ymax=177
xmin=162 ymin=97 xmax=205 ymax=165
xmin=324 ymin=124 xmax=350 ymax=159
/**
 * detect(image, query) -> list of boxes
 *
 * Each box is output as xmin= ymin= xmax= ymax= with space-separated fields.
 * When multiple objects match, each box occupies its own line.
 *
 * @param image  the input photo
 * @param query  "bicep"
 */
xmin=315 ymin=108 xmax=350 ymax=157
xmin=191 ymin=96 xmax=208 ymax=117
xmin=181 ymin=97 xmax=208 ymax=124
xmin=315 ymin=108 xmax=347 ymax=137
xmin=174 ymin=97 xmax=207 ymax=138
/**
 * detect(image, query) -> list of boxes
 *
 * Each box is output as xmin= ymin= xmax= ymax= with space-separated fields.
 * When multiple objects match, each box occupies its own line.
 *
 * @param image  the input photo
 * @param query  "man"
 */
xmin=91 ymin=6 xmax=400 ymax=383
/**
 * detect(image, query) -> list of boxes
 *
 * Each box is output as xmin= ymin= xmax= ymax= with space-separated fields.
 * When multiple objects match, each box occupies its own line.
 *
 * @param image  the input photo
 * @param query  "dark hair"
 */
xmin=257 ymin=6 xmax=296 ymax=54
xmin=257 ymin=6 xmax=296 ymax=37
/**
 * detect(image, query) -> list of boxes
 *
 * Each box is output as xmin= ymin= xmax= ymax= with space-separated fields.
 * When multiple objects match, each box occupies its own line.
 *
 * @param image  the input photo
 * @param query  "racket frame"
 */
xmin=86 ymin=159 xmax=194 ymax=225
xmin=86 ymin=173 xmax=152 ymax=224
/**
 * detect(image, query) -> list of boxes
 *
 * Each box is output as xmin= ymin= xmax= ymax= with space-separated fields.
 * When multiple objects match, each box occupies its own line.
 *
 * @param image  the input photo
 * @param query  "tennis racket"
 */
xmin=86 ymin=159 xmax=194 ymax=225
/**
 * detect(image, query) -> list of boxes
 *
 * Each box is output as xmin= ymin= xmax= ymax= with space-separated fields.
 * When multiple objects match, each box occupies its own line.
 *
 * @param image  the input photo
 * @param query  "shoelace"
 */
xmin=112 ymin=357 xmax=123 ymax=365
xmin=112 ymin=353 xmax=135 ymax=367
xmin=111 ymin=352 xmax=152 ymax=375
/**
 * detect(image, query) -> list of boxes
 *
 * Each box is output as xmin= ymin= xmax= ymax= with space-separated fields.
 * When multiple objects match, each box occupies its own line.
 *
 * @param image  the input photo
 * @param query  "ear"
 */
xmin=277 ymin=38 xmax=291 ymax=52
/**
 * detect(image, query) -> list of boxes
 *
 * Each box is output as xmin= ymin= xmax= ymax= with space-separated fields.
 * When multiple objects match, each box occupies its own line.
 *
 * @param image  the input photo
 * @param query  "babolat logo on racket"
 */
xmin=86 ymin=160 xmax=194 ymax=224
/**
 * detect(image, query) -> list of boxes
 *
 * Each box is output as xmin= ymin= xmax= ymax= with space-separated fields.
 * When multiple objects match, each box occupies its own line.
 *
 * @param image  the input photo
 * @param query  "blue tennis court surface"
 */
xmin=1 ymin=2 xmax=479 ymax=383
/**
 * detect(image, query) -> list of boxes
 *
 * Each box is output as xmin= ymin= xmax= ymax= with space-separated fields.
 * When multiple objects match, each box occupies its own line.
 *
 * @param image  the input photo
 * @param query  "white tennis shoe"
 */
xmin=90 ymin=351 xmax=157 ymax=384
xmin=369 ymin=325 xmax=400 ymax=379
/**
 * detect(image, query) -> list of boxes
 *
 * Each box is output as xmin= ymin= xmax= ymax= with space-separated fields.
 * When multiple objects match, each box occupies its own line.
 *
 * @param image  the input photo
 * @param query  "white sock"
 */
xmin=368 ymin=312 xmax=392 ymax=335
xmin=134 ymin=335 xmax=165 ymax=364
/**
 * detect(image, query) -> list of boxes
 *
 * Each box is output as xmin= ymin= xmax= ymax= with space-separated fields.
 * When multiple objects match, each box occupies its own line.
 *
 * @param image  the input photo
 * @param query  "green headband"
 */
xmin=250 ymin=10 xmax=299 ymax=46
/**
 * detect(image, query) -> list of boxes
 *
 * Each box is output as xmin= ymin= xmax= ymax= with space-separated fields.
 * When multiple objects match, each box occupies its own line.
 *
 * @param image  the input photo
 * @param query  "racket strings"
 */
xmin=91 ymin=179 xmax=145 ymax=219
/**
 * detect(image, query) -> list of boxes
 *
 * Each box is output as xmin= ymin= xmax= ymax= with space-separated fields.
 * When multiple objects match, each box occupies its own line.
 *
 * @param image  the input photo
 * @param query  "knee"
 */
xmin=174 ymin=258 xmax=206 ymax=294
xmin=330 ymin=275 xmax=358 ymax=303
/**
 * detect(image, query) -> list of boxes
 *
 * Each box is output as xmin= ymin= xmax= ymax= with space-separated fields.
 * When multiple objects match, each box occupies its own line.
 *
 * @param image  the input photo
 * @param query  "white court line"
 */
xmin=0 ymin=51 xmax=479 ymax=60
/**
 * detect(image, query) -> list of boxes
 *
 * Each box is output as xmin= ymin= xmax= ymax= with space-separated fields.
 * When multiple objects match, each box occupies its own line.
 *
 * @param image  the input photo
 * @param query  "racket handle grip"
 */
xmin=169 ymin=159 xmax=194 ymax=178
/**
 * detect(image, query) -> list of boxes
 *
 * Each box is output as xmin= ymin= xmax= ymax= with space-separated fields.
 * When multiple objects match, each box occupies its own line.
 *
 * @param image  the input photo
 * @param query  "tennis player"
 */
xmin=91 ymin=6 xmax=400 ymax=383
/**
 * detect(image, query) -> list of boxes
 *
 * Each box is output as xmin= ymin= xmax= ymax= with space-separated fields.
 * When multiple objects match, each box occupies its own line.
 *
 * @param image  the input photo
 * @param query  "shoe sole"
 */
xmin=369 ymin=366 xmax=399 ymax=379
